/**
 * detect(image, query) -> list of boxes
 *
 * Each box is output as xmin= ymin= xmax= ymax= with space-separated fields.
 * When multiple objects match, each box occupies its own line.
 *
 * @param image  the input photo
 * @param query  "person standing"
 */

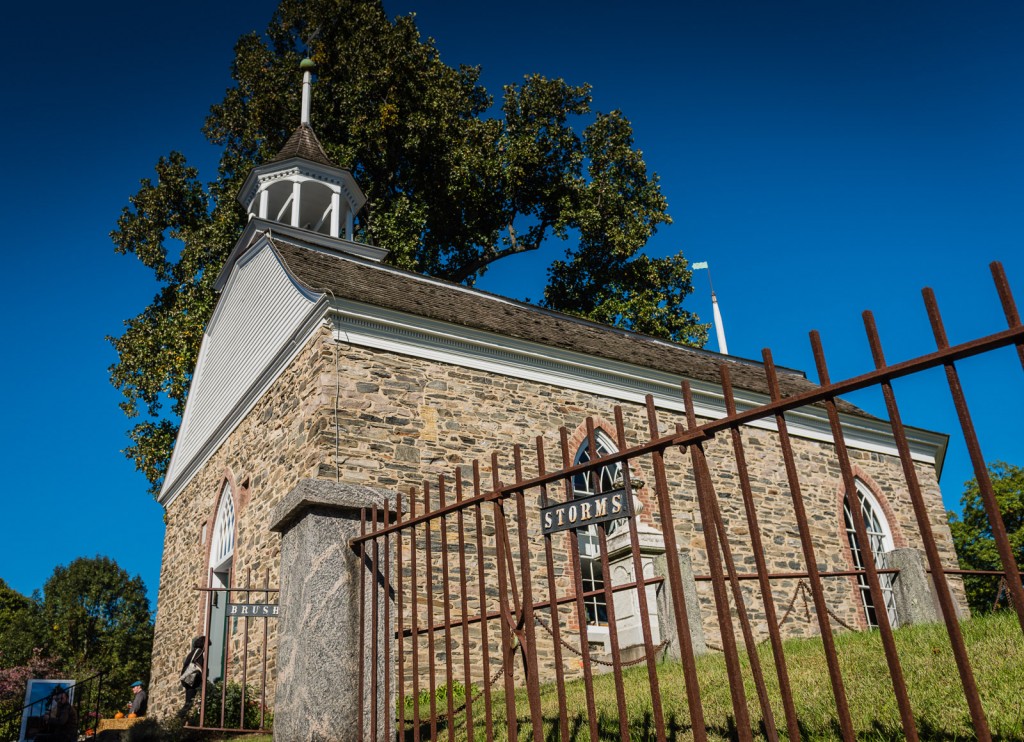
xmin=127 ymin=681 xmax=147 ymax=716
xmin=179 ymin=635 xmax=206 ymax=717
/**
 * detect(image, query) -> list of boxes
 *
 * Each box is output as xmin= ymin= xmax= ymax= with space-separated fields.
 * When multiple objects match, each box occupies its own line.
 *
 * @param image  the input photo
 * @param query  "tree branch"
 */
xmin=446 ymin=220 xmax=548 ymax=284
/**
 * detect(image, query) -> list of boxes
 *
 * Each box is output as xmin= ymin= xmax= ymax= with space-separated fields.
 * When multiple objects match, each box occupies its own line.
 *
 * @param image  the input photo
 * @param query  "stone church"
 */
xmin=147 ymin=64 xmax=962 ymax=722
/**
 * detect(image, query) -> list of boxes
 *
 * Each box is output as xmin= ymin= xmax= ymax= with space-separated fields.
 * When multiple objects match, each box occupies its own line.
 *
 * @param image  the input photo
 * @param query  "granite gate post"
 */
xmin=269 ymin=479 xmax=398 ymax=742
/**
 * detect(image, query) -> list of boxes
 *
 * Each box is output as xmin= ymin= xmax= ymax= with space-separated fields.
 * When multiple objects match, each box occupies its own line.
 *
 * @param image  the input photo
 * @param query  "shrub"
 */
xmin=187 ymin=680 xmax=271 ymax=731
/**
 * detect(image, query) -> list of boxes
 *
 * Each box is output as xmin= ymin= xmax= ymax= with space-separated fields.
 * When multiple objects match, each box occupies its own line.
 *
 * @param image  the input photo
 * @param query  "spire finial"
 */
xmin=300 ymin=58 xmax=315 ymax=126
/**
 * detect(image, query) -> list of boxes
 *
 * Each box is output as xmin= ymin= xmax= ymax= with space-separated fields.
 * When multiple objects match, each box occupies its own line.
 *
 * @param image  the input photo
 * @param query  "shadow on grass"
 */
xmin=398 ymin=709 xmax=1022 ymax=741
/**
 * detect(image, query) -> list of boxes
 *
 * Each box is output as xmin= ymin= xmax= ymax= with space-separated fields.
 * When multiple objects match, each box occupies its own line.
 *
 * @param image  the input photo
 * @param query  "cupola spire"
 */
xmin=234 ymin=59 xmax=370 ymax=247
xmin=300 ymin=57 xmax=314 ymax=126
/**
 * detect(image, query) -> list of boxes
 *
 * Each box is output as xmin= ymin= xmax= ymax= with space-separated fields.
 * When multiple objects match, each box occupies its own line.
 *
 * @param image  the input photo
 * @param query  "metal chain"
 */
xmin=401 ymin=579 xmax=859 ymax=727
xmin=402 ymin=611 xmax=670 ymax=729
xmin=706 ymin=579 xmax=857 ymax=652
xmin=533 ymin=614 xmax=669 ymax=668
xmin=400 ymin=660 xmax=506 ymax=727
xmin=993 ymin=577 xmax=1010 ymax=611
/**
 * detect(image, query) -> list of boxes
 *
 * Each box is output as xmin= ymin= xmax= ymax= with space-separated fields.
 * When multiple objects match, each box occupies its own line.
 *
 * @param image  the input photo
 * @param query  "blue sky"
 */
xmin=0 ymin=0 xmax=1021 ymax=606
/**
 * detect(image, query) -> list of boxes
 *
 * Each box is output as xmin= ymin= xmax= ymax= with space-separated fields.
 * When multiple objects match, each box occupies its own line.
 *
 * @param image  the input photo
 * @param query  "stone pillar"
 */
xmin=606 ymin=523 xmax=667 ymax=650
xmin=269 ymin=479 xmax=399 ymax=742
xmin=653 ymin=550 xmax=707 ymax=659
xmin=887 ymin=548 xmax=939 ymax=626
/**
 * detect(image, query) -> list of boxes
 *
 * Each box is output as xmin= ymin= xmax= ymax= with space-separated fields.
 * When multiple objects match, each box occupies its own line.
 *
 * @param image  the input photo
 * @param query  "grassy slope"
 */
xmin=403 ymin=611 xmax=1024 ymax=740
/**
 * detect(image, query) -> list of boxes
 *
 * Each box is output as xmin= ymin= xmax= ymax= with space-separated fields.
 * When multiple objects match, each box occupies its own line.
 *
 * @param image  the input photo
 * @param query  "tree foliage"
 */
xmin=0 ymin=581 xmax=52 ymax=739
xmin=0 ymin=579 xmax=44 ymax=671
xmin=0 ymin=559 xmax=152 ymax=722
xmin=110 ymin=0 xmax=707 ymax=495
xmin=38 ymin=557 xmax=153 ymax=709
xmin=0 ymin=649 xmax=62 ymax=742
xmin=948 ymin=461 xmax=1024 ymax=613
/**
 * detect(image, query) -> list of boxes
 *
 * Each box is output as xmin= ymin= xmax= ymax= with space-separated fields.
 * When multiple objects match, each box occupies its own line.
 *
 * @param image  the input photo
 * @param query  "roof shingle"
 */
xmin=272 ymin=125 xmax=335 ymax=168
xmin=269 ymin=238 xmax=867 ymax=415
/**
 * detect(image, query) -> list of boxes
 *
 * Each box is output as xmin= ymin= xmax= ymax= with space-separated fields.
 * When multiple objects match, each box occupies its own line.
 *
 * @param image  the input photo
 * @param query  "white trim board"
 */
xmin=328 ymin=299 xmax=948 ymax=469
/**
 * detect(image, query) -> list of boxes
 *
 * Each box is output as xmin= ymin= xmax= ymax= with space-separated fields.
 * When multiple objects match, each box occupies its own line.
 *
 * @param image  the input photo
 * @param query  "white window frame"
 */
xmin=210 ymin=483 xmax=236 ymax=573
xmin=572 ymin=431 xmax=622 ymax=642
xmin=843 ymin=480 xmax=898 ymax=629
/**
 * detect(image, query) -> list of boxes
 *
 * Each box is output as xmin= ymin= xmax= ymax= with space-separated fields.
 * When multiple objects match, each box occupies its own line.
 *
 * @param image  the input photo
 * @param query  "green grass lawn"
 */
xmin=400 ymin=610 xmax=1024 ymax=740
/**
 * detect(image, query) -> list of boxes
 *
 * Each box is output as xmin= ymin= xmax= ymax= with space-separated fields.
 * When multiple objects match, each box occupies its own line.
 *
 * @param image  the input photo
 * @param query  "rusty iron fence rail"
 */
xmin=352 ymin=261 xmax=1023 ymax=741
xmin=187 ymin=569 xmax=276 ymax=734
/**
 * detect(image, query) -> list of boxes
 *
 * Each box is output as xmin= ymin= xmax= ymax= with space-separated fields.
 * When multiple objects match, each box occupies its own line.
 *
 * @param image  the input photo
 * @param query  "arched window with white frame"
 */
xmin=207 ymin=482 xmax=236 ymax=681
xmin=572 ymin=431 xmax=623 ymax=630
xmin=211 ymin=484 xmax=236 ymax=572
xmin=843 ymin=480 xmax=898 ymax=629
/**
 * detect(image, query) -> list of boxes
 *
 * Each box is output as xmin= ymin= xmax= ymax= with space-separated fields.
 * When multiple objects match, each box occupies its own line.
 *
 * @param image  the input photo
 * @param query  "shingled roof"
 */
xmin=272 ymin=124 xmax=335 ymax=168
xmin=268 ymin=237 xmax=868 ymax=415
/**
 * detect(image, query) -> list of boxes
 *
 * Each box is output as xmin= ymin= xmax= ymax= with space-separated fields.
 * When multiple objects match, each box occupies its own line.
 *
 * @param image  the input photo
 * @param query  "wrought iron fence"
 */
xmin=187 ymin=569 xmax=276 ymax=733
xmin=352 ymin=261 xmax=1023 ymax=741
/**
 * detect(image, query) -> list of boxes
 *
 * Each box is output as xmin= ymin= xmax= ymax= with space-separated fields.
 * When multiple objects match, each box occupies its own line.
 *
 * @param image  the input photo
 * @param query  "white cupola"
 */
xmin=236 ymin=59 xmax=366 ymax=242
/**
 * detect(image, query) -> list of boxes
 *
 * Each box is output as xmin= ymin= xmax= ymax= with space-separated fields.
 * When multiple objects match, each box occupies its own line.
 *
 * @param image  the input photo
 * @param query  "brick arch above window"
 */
xmin=203 ymin=468 xmax=244 ymax=577
xmin=836 ymin=467 xmax=908 ymax=553
xmin=836 ymin=468 xmax=906 ymax=630
xmin=565 ymin=417 xmax=617 ymax=460
xmin=563 ymin=415 xmax=656 ymax=523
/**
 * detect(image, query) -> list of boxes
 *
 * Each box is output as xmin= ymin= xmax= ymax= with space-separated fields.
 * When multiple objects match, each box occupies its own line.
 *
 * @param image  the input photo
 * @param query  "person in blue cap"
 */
xmin=126 ymin=681 xmax=147 ymax=716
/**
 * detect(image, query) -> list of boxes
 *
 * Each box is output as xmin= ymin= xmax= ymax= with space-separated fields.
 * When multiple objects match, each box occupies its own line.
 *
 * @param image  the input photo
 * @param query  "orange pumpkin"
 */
xmin=127 ymin=713 xmax=138 ymax=719
xmin=114 ymin=712 xmax=125 ymax=719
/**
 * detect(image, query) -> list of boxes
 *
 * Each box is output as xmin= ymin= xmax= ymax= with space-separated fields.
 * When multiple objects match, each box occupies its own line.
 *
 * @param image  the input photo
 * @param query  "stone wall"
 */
xmin=150 ymin=322 xmax=964 ymax=719
xmin=150 ymin=324 xmax=333 ymax=718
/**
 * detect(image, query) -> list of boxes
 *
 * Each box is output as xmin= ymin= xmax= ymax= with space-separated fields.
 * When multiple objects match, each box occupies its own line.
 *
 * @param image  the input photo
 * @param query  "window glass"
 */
xmin=843 ymin=482 xmax=898 ymax=629
xmin=211 ymin=484 xmax=236 ymax=571
xmin=573 ymin=432 xmax=621 ymax=627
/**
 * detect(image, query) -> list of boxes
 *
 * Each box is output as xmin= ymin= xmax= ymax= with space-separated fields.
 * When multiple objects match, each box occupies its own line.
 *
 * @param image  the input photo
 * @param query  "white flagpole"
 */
xmin=711 ymin=292 xmax=728 ymax=355
xmin=692 ymin=261 xmax=729 ymax=355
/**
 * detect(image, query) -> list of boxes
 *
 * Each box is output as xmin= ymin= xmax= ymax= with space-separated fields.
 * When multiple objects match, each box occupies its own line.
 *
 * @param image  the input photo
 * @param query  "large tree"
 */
xmin=0 ymin=579 xmax=44 ymax=670
xmin=110 ymin=0 xmax=707 ymax=496
xmin=947 ymin=461 xmax=1024 ymax=613
xmin=38 ymin=557 xmax=153 ymax=711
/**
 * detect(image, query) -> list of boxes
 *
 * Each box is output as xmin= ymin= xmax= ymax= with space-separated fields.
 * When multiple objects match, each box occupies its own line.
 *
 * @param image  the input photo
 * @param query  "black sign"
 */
xmin=228 ymin=603 xmax=281 ymax=618
xmin=540 ymin=488 xmax=632 ymax=535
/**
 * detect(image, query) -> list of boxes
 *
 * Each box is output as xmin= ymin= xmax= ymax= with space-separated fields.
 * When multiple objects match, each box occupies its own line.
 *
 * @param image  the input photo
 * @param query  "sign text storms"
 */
xmin=540 ymin=487 xmax=633 ymax=535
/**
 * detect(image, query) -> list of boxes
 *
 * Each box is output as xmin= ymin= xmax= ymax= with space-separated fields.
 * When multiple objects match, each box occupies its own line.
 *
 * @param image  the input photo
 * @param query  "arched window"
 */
xmin=843 ymin=481 xmax=898 ymax=628
xmin=207 ymin=482 xmax=236 ymax=682
xmin=211 ymin=483 xmax=236 ymax=572
xmin=573 ymin=431 xmax=622 ymax=628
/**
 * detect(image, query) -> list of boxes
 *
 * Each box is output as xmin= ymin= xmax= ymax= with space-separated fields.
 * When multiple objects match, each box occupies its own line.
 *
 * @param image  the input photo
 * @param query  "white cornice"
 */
xmin=328 ymin=299 xmax=948 ymax=470
xmin=237 ymin=156 xmax=366 ymax=213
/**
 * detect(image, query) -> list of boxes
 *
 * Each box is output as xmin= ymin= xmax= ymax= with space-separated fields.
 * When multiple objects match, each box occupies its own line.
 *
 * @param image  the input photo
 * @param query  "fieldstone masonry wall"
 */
xmin=150 ymin=324 xmax=965 ymax=722
xmin=150 ymin=324 xmax=333 ymax=718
